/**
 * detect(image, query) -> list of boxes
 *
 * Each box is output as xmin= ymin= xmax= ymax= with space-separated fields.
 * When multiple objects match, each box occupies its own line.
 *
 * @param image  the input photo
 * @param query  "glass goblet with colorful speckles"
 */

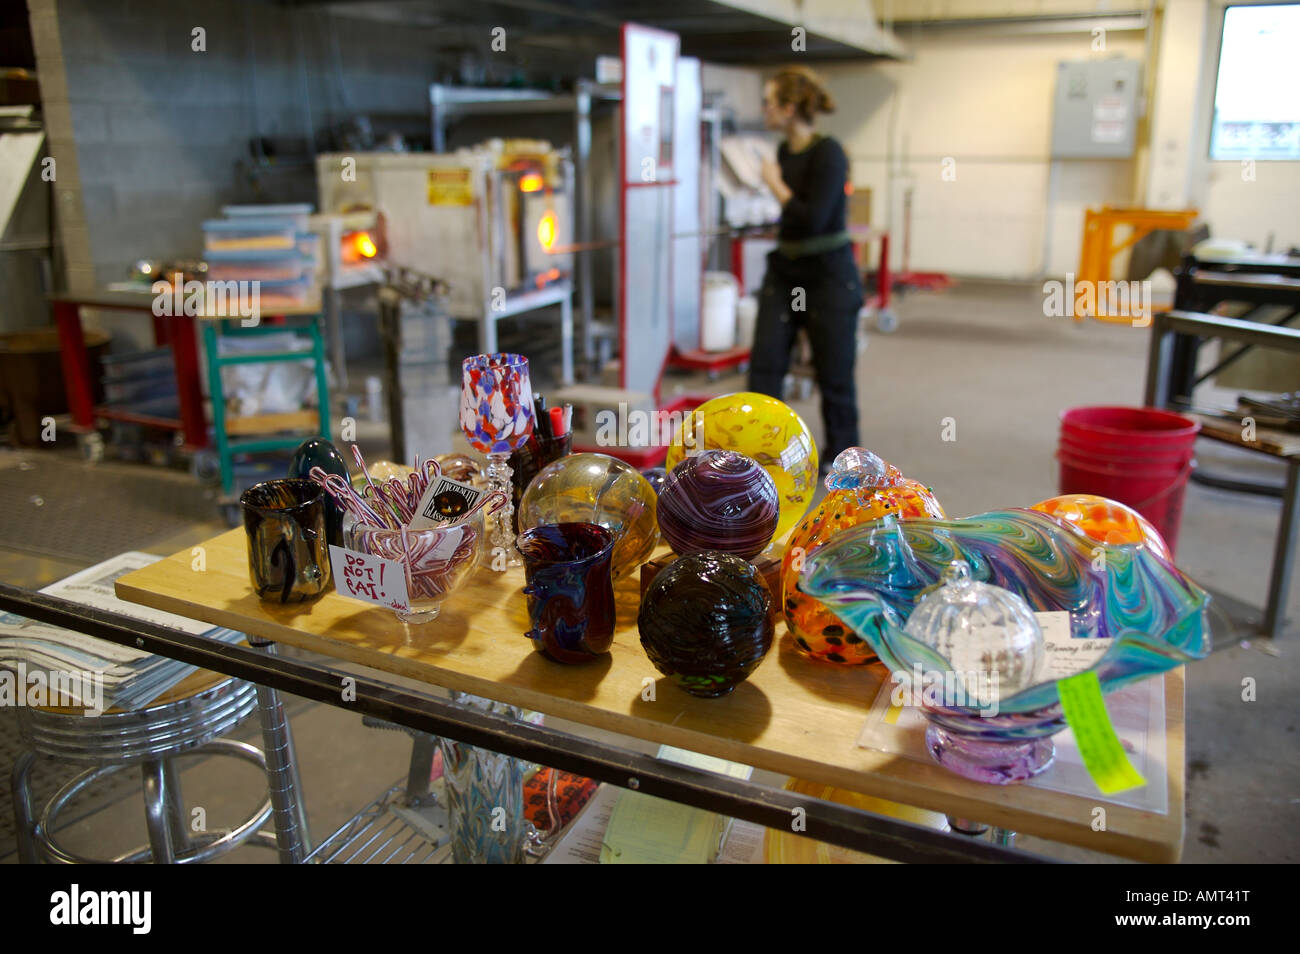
xmin=459 ymin=353 xmax=535 ymax=569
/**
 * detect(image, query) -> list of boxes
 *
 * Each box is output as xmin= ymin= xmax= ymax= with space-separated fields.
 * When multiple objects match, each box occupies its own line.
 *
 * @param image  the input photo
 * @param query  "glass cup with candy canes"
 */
xmin=344 ymin=499 xmax=499 ymax=623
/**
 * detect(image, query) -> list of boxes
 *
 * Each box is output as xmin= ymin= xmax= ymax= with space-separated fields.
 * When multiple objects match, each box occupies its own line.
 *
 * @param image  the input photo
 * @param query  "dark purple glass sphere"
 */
xmin=657 ymin=450 xmax=778 ymax=559
xmin=637 ymin=551 xmax=774 ymax=697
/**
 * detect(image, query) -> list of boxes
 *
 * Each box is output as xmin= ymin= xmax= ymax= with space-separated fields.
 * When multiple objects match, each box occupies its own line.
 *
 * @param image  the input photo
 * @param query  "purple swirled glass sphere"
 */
xmin=657 ymin=450 xmax=779 ymax=559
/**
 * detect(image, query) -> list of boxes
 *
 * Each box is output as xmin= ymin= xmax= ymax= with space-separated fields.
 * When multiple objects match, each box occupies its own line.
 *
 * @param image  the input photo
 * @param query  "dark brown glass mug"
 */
xmin=241 ymin=478 xmax=331 ymax=603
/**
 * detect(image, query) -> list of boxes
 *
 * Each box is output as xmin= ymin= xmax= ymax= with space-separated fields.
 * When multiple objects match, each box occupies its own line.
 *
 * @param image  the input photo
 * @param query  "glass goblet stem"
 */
xmin=486 ymin=452 xmax=521 ymax=569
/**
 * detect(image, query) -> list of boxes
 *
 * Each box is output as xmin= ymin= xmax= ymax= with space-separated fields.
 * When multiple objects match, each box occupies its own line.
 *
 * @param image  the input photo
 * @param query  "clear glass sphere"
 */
xmin=903 ymin=561 xmax=1045 ymax=705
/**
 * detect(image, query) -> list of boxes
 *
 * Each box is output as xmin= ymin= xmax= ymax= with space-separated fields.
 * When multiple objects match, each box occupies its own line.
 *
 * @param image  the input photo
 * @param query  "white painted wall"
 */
xmin=1201 ymin=161 xmax=1300 ymax=250
xmin=1146 ymin=0 xmax=1211 ymax=211
xmin=706 ymin=4 xmax=1297 ymax=279
xmin=818 ymin=29 xmax=1149 ymax=279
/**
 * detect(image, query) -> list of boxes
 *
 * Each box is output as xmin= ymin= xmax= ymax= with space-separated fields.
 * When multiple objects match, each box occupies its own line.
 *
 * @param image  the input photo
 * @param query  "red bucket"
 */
xmin=1057 ymin=406 xmax=1200 ymax=556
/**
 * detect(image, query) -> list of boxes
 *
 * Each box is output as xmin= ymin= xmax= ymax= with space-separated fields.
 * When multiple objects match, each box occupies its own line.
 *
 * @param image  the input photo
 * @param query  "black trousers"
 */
xmin=747 ymin=244 xmax=862 ymax=465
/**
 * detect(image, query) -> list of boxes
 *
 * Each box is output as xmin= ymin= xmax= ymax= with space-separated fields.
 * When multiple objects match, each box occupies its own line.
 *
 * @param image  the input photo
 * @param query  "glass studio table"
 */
xmin=4 ymin=527 xmax=1189 ymax=863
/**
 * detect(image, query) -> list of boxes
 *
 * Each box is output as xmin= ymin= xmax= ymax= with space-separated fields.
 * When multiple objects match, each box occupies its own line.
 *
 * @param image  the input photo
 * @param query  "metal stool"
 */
xmin=10 ymin=674 xmax=278 ymax=864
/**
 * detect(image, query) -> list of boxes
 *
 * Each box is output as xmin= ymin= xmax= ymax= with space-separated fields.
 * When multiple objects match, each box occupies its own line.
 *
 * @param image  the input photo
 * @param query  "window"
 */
xmin=1210 ymin=4 xmax=1300 ymax=160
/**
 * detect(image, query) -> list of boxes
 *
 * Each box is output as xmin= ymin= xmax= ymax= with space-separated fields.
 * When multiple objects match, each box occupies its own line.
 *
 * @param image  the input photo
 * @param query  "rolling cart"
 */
xmin=200 ymin=303 xmax=331 ymax=520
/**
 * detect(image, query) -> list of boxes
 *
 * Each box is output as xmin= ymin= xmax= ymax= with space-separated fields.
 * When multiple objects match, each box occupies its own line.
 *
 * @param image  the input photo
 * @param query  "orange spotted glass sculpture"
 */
xmin=782 ymin=448 xmax=945 ymax=664
xmin=1030 ymin=493 xmax=1171 ymax=562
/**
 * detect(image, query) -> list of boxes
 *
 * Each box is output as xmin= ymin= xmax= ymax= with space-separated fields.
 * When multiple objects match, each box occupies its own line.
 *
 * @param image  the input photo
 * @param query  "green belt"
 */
xmin=777 ymin=230 xmax=851 ymax=259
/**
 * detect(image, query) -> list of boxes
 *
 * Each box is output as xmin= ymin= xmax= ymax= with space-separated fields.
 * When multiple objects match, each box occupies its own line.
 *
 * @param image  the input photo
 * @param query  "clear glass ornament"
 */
xmin=904 ymin=561 xmax=1044 ymax=705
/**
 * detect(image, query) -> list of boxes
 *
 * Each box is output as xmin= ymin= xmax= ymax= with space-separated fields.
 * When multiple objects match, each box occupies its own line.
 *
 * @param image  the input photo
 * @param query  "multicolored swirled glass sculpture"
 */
xmin=665 ymin=391 xmax=817 ymax=541
xmin=657 ymin=450 xmax=779 ymax=559
xmin=781 ymin=448 xmax=944 ymax=664
xmin=798 ymin=509 xmax=1211 ymax=783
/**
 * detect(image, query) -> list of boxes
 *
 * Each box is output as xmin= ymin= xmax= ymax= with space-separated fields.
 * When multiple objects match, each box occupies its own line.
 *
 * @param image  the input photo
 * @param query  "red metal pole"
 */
xmin=52 ymin=300 xmax=95 ymax=430
xmin=170 ymin=316 xmax=208 ymax=449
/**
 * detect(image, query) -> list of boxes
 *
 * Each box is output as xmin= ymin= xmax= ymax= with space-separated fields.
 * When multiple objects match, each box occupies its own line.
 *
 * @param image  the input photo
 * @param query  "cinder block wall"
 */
xmin=27 ymin=0 xmax=478 ymax=293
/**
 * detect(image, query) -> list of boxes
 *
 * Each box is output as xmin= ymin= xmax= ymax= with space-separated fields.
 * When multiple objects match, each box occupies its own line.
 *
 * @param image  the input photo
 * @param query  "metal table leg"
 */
xmin=479 ymin=310 xmax=498 ymax=358
xmin=327 ymin=287 xmax=348 ymax=392
xmin=1263 ymin=458 xmax=1300 ymax=638
xmin=247 ymin=639 xmax=312 ymax=862
xmin=560 ymin=291 xmax=574 ymax=386
xmin=52 ymin=301 xmax=96 ymax=432
xmin=405 ymin=734 xmax=437 ymax=806
xmin=947 ymin=816 xmax=989 ymax=836
xmin=169 ymin=315 xmax=208 ymax=449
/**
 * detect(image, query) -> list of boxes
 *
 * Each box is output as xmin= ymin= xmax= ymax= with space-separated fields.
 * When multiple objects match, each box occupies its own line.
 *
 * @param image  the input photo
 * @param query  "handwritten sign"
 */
xmin=328 ymin=545 xmax=410 ymax=613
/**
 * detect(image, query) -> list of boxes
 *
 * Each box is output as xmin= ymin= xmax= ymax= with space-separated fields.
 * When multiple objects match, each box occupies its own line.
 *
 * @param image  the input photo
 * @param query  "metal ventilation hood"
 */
xmin=285 ymin=0 xmax=906 ymax=63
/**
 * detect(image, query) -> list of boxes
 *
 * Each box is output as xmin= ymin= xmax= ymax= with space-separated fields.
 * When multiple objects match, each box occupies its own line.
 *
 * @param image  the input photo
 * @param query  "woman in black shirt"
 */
xmin=750 ymin=67 xmax=862 ymax=470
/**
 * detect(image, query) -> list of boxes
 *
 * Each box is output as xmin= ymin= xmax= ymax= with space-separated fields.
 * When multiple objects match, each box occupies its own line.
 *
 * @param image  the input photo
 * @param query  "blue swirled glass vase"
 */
xmin=798 ymin=509 xmax=1211 ymax=783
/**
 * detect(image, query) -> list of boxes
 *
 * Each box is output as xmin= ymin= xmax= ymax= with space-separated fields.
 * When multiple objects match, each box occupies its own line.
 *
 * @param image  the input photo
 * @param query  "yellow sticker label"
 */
xmin=427 ymin=168 xmax=473 ymax=205
xmin=1057 ymin=669 xmax=1146 ymax=795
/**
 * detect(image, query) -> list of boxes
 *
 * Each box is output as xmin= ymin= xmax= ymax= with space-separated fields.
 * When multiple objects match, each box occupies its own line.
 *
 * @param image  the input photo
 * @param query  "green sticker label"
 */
xmin=1058 ymin=670 xmax=1146 ymax=795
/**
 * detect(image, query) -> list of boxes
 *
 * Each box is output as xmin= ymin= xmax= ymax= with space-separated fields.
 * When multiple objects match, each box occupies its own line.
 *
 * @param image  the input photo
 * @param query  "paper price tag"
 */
xmin=328 ymin=545 xmax=410 ymax=613
xmin=1057 ymin=669 xmax=1146 ymax=795
xmin=408 ymin=476 xmax=483 ymax=530
xmin=1038 ymin=611 xmax=1110 ymax=679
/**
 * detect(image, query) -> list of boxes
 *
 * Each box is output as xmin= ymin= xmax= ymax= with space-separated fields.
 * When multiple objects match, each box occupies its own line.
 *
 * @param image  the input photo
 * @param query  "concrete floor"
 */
xmin=2 ymin=279 xmax=1297 ymax=863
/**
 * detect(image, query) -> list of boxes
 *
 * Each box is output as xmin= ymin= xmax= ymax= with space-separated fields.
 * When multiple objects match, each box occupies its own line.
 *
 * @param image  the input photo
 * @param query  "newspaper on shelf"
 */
xmin=0 ymin=551 xmax=247 ymax=713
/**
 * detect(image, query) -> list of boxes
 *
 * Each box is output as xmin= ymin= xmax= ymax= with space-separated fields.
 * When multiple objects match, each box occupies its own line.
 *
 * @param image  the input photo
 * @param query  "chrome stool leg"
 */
xmin=142 ymin=758 xmax=178 ymax=863
xmin=162 ymin=757 xmax=190 ymax=852
xmin=36 ymin=743 xmax=276 ymax=864
xmin=17 ymin=677 xmax=278 ymax=864
xmin=11 ymin=751 xmax=39 ymax=865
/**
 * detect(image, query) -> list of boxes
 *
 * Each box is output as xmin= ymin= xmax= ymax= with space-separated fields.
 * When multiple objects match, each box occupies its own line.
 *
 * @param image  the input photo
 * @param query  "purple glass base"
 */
xmin=925 ymin=724 xmax=1055 ymax=785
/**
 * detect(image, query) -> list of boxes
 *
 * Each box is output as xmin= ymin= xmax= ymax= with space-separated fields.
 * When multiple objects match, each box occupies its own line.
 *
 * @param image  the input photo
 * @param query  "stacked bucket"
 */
xmin=1057 ymin=407 xmax=1200 ymax=556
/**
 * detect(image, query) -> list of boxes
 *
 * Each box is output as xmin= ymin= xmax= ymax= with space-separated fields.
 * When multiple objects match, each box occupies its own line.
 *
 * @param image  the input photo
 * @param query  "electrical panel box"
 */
xmin=1050 ymin=59 xmax=1141 ymax=159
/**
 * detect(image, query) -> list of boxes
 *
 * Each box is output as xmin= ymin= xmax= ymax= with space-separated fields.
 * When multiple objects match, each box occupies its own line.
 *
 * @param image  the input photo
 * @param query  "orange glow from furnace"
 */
xmin=537 ymin=211 xmax=557 ymax=250
xmin=355 ymin=232 xmax=378 ymax=258
xmin=520 ymin=173 xmax=545 ymax=193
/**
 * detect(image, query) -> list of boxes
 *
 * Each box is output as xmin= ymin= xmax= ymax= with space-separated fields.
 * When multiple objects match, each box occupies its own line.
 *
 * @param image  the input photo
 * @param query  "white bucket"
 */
xmin=701 ymin=271 xmax=739 ymax=352
xmin=736 ymin=295 xmax=758 ymax=349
